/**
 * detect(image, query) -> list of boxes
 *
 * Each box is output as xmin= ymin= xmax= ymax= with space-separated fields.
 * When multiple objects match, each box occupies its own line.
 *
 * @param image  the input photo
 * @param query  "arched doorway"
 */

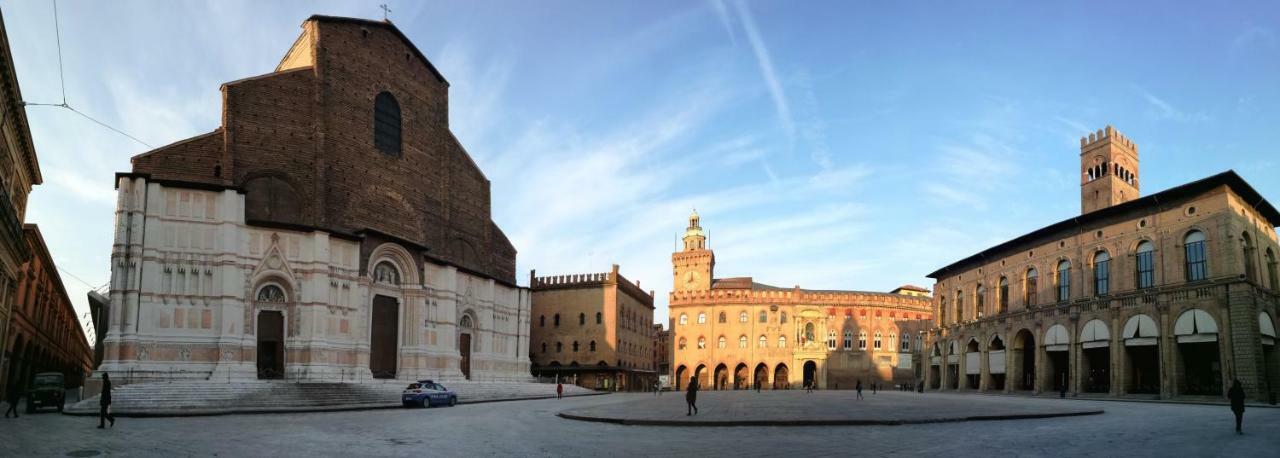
xmin=946 ymin=341 xmax=959 ymax=389
xmin=1044 ymin=324 xmax=1070 ymax=393
xmin=257 ymin=310 xmax=285 ymax=379
xmin=987 ymin=335 xmax=1006 ymax=391
xmin=370 ymin=295 xmax=400 ymax=379
xmin=929 ymin=342 xmax=942 ymax=389
xmin=964 ymin=339 xmax=981 ymax=389
xmin=458 ymin=314 xmax=475 ymax=380
xmin=734 ymin=363 xmax=749 ymax=390
xmin=803 ymin=361 xmax=818 ymax=389
xmin=754 ymin=363 xmax=768 ymax=390
xmin=695 ymin=364 xmax=708 ymax=389
xmin=675 ymin=365 xmax=688 ymax=391
xmin=714 ymin=364 xmax=729 ymax=390
xmin=1261 ymin=312 xmax=1277 ymax=393
xmin=1175 ymin=309 xmax=1221 ymax=395
xmin=774 ymin=363 xmax=789 ymax=389
xmin=1079 ymin=319 xmax=1110 ymax=393
xmin=1012 ymin=329 xmax=1036 ymax=391
xmin=1122 ymin=314 xmax=1160 ymax=394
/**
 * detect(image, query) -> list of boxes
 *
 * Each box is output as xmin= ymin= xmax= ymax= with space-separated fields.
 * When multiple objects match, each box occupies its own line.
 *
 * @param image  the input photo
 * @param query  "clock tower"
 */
xmin=673 ymin=210 xmax=714 ymax=292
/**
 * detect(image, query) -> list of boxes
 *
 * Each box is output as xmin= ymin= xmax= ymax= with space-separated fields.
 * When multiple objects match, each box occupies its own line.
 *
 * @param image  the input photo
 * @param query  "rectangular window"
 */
xmin=1095 ymin=260 xmax=1110 ymax=295
xmin=1185 ymin=241 xmax=1207 ymax=282
xmin=1137 ymin=251 xmax=1154 ymax=288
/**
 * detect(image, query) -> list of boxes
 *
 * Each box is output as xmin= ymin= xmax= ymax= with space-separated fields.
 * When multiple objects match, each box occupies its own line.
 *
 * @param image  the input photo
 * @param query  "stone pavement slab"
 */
xmin=557 ymin=390 xmax=1102 ymax=426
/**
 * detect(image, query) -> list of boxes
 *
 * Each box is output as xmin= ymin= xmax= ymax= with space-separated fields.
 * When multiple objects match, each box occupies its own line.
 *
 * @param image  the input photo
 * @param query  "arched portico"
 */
xmin=1174 ymin=309 xmax=1221 ymax=395
xmin=774 ymin=363 xmax=789 ymax=389
xmin=1121 ymin=313 xmax=1160 ymax=395
xmin=1079 ymin=319 xmax=1110 ymax=393
xmin=1012 ymin=329 xmax=1036 ymax=391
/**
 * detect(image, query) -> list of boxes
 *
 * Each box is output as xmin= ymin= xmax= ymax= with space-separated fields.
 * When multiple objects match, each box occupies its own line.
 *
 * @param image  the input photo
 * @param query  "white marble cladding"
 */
xmin=99 ymin=177 xmax=532 ymax=383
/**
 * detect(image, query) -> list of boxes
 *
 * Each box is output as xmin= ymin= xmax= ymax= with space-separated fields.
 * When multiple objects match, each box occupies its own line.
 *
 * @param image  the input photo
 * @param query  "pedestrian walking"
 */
xmin=686 ymin=376 xmax=699 ymax=416
xmin=556 ymin=382 xmax=563 ymax=400
xmin=871 ymin=382 xmax=877 ymax=395
xmin=1228 ymin=379 xmax=1246 ymax=434
xmin=755 ymin=378 xmax=761 ymax=393
xmin=855 ymin=380 xmax=864 ymax=400
xmin=98 ymin=373 xmax=115 ymax=429
xmin=4 ymin=381 xmax=20 ymax=418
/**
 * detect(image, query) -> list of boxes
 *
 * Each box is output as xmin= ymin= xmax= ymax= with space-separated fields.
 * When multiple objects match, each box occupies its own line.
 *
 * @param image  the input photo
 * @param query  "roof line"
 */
xmin=305 ymin=15 xmax=449 ymax=86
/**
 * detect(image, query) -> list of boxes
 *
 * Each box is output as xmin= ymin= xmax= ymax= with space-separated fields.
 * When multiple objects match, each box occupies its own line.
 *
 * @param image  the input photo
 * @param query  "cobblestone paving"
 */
xmin=2 ymin=392 xmax=1277 ymax=457
xmin=560 ymin=390 xmax=1100 ymax=424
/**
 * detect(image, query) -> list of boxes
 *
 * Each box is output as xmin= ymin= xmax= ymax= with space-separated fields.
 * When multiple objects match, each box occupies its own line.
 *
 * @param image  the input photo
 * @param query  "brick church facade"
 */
xmin=99 ymin=16 xmax=531 ymax=383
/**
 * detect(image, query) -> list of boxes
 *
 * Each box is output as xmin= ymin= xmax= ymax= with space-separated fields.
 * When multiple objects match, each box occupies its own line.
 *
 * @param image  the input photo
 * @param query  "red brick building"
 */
xmin=99 ymin=15 xmax=531 ymax=384
xmin=5 ymin=225 xmax=93 ymax=391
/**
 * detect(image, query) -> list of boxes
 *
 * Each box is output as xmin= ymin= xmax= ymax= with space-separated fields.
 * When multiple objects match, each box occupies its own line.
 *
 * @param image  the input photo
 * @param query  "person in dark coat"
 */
xmin=1227 ymin=379 xmax=1246 ymax=434
xmin=686 ymin=376 xmax=699 ymax=416
xmin=97 ymin=373 xmax=115 ymax=429
xmin=855 ymin=380 xmax=864 ymax=400
xmin=4 ymin=381 xmax=20 ymax=418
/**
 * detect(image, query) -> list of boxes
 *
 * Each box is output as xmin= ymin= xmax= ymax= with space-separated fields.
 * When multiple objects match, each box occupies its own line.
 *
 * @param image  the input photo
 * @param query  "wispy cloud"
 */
xmin=707 ymin=0 xmax=737 ymax=45
xmin=732 ymin=0 xmax=793 ymax=139
xmin=1136 ymin=87 xmax=1210 ymax=123
xmin=1231 ymin=25 xmax=1278 ymax=50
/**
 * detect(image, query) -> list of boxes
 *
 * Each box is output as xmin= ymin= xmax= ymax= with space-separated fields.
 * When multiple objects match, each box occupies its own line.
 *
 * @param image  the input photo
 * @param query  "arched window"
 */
xmin=1241 ymin=233 xmax=1257 ymax=282
xmin=739 ymin=311 xmax=748 ymax=323
xmin=804 ymin=323 xmax=816 ymax=344
xmin=939 ymin=295 xmax=947 ymax=323
xmin=373 ymin=261 xmax=400 ymax=285
xmin=827 ymin=330 xmax=837 ymax=350
xmin=900 ymin=333 xmax=910 ymax=351
xmin=1185 ymin=231 xmax=1207 ymax=281
xmin=975 ymin=285 xmax=985 ymax=318
xmin=955 ymin=290 xmax=964 ymax=322
xmin=679 ymin=314 xmax=688 ymax=325
xmin=541 ymin=342 xmax=546 ymax=353
xmin=678 ymin=337 xmax=687 ymax=350
xmin=697 ymin=337 xmax=706 ymax=349
xmin=1094 ymin=251 xmax=1111 ymax=295
xmin=759 ymin=335 xmax=768 ymax=348
xmin=998 ymin=277 xmax=1009 ymax=313
xmin=596 ymin=312 xmax=602 ymax=324
xmin=758 ymin=311 xmax=767 ymax=323
xmin=589 ymin=341 xmax=596 ymax=352
xmin=579 ymin=313 xmax=586 ymax=325
xmin=556 ymin=342 xmax=563 ymax=353
xmin=718 ymin=312 xmax=727 ymax=323
xmin=1025 ymin=268 xmax=1038 ymax=306
xmin=539 ymin=315 xmax=545 ymax=327
xmin=1136 ymin=241 xmax=1155 ymax=289
xmin=554 ymin=314 xmax=560 ymax=327
xmin=256 ymin=284 xmax=286 ymax=303
xmin=780 ymin=311 xmax=787 ymax=324
xmin=373 ymin=91 xmax=402 ymax=157
xmin=572 ymin=341 xmax=579 ymax=352
xmin=873 ymin=332 xmax=883 ymax=350
xmin=843 ymin=331 xmax=853 ymax=350
xmin=1267 ymin=248 xmax=1279 ymax=292
xmin=1057 ymin=260 xmax=1071 ymax=302
xmin=739 ymin=335 xmax=748 ymax=348
xmin=718 ymin=336 xmax=727 ymax=349
xmin=890 ymin=333 xmax=898 ymax=351
xmin=778 ymin=335 xmax=786 ymax=348
xmin=697 ymin=313 xmax=706 ymax=324
xmin=858 ymin=331 xmax=868 ymax=350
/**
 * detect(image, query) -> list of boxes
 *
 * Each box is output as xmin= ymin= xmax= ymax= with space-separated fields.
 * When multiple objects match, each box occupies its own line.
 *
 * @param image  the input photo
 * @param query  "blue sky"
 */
xmin=4 ymin=0 xmax=1278 ymax=336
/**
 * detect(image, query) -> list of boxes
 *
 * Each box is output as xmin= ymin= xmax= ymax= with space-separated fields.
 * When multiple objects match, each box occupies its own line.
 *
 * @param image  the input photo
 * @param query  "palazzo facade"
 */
xmin=98 ymin=15 xmax=531 ymax=384
xmin=669 ymin=212 xmax=933 ymax=391
xmin=925 ymin=126 xmax=1280 ymax=401
xmin=529 ymin=265 xmax=657 ymax=391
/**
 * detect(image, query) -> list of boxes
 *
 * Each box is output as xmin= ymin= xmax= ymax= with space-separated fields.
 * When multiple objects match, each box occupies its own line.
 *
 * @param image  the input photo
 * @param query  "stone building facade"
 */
xmin=530 ymin=265 xmax=656 ymax=391
xmin=0 ymin=7 xmax=42 ymax=396
xmin=670 ymin=212 xmax=933 ymax=391
xmin=6 ymin=226 xmax=93 ymax=391
xmin=652 ymin=323 xmax=670 ymax=386
xmin=98 ymin=15 xmax=531 ymax=384
xmin=925 ymin=126 xmax=1280 ymax=402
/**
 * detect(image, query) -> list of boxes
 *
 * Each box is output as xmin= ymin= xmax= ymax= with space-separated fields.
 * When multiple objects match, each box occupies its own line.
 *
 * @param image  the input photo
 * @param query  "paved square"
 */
xmin=3 ymin=393 xmax=1277 ymax=457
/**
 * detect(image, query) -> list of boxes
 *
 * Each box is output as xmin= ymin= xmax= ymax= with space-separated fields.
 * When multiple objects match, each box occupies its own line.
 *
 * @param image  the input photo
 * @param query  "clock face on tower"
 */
xmin=684 ymin=271 xmax=698 ymax=288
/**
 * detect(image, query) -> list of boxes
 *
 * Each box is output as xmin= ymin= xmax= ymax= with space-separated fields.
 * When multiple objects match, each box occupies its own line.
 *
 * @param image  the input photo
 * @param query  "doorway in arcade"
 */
xmin=1044 ymin=324 xmax=1070 ymax=394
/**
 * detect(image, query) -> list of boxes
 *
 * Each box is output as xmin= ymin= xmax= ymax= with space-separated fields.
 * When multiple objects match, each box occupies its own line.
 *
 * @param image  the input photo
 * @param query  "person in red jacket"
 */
xmin=556 ymin=382 xmax=563 ymax=400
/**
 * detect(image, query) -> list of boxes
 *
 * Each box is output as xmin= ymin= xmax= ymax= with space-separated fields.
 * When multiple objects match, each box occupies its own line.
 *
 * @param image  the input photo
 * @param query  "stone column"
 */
xmin=1159 ymin=304 xmax=1174 ymax=399
xmin=1111 ymin=310 xmax=1122 ymax=396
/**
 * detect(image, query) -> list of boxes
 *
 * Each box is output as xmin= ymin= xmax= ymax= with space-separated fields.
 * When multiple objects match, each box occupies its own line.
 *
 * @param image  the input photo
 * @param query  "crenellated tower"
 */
xmin=1080 ymin=125 xmax=1140 ymax=214
xmin=672 ymin=210 xmax=714 ymax=292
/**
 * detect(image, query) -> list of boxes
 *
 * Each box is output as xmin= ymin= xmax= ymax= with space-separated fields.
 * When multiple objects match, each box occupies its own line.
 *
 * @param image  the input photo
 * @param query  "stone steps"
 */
xmin=65 ymin=380 xmax=598 ymax=416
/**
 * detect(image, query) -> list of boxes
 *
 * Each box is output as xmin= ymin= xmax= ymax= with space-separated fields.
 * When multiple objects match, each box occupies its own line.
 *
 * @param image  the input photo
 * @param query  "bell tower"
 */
xmin=672 ymin=210 xmax=714 ymax=292
xmin=1080 ymin=125 xmax=1140 ymax=214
